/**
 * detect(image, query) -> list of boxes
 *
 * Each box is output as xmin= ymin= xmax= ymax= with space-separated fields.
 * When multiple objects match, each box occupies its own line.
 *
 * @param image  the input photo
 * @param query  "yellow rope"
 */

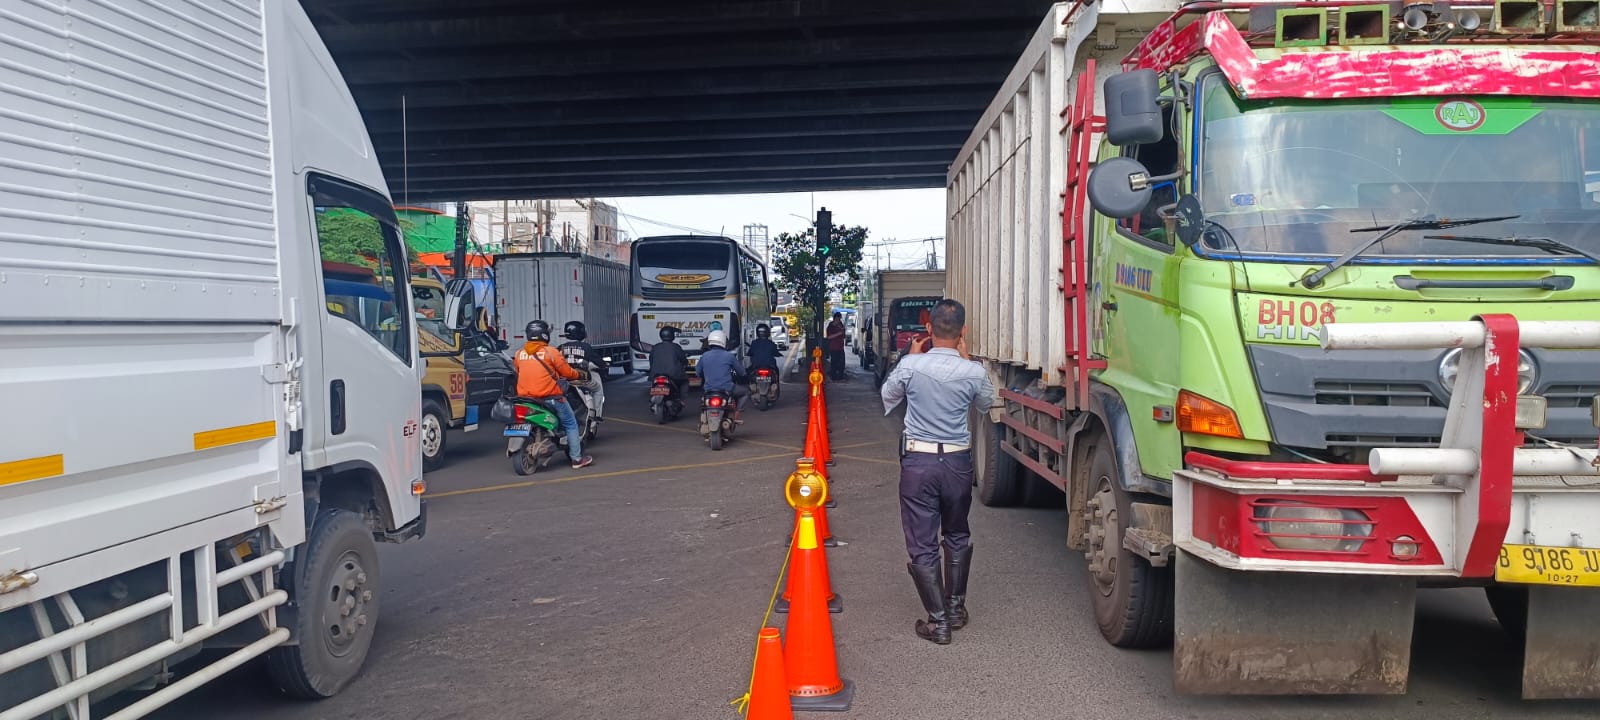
xmin=729 ymin=526 xmax=797 ymax=715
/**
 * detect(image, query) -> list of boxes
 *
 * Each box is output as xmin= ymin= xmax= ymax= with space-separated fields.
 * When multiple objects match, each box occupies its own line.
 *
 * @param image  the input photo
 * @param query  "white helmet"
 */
xmin=707 ymin=330 xmax=728 ymax=348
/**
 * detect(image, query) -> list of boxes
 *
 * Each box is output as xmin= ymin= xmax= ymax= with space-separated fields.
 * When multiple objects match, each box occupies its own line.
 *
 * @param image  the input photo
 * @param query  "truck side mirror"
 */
xmin=1087 ymin=156 xmax=1154 ymax=219
xmin=443 ymin=279 xmax=476 ymax=332
xmin=1173 ymin=194 xmax=1206 ymax=247
xmin=1104 ymin=70 xmax=1163 ymax=146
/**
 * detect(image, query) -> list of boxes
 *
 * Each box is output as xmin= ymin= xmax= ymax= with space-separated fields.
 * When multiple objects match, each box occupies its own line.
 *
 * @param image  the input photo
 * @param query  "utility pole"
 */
xmin=452 ymin=202 xmax=469 ymax=280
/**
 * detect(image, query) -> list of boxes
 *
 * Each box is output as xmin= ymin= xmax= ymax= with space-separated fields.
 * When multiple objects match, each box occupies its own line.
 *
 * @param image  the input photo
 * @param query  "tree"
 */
xmin=315 ymin=209 xmax=421 ymax=269
xmin=771 ymin=224 xmax=869 ymax=321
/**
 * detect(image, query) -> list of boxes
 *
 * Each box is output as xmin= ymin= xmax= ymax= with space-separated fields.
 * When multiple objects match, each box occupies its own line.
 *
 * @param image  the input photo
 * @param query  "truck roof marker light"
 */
xmin=1176 ymin=390 xmax=1244 ymax=439
xmin=1275 ymin=8 xmax=1328 ymax=47
xmin=1493 ymin=0 xmax=1547 ymax=33
xmin=1339 ymin=4 xmax=1392 ymax=44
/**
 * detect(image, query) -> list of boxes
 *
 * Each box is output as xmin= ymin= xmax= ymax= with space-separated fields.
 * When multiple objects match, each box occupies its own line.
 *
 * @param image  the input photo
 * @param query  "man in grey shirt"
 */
xmin=881 ymin=298 xmax=996 ymax=645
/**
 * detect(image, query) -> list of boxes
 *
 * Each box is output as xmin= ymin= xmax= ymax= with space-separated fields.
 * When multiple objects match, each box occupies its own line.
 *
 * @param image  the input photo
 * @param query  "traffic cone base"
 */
xmin=748 ymin=627 xmax=794 ymax=720
xmin=773 ymin=592 xmax=843 ymax=614
xmin=790 ymin=679 xmax=855 ymax=712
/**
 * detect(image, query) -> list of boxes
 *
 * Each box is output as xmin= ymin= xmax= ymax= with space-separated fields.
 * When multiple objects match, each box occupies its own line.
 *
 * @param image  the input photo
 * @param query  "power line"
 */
xmin=615 ymin=210 xmax=721 ymax=237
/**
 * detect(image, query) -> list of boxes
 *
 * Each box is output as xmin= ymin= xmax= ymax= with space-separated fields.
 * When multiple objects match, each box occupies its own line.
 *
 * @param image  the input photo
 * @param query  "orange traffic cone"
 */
xmin=782 ymin=512 xmax=855 ymax=711
xmin=815 ymin=398 xmax=833 ymax=466
xmin=746 ymin=627 xmax=793 ymax=720
xmin=774 ymin=505 xmax=842 ymax=614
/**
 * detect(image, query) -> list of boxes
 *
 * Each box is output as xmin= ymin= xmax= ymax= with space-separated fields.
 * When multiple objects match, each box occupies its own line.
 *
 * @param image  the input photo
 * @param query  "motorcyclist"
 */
xmin=648 ymin=326 xmax=690 ymax=395
xmin=697 ymin=330 xmax=749 ymax=423
xmin=558 ymin=320 xmax=607 ymax=421
xmin=748 ymin=323 xmax=781 ymax=373
xmin=514 ymin=320 xmax=594 ymax=469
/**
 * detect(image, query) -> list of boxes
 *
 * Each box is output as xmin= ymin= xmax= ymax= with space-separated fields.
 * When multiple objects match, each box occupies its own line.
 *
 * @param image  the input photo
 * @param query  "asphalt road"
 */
xmin=143 ymin=351 xmax=1599 ymax=720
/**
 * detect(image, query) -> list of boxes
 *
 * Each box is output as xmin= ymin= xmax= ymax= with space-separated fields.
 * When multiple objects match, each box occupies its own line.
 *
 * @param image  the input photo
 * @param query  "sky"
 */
xmin=601 ymin=188 xmax=946 ymax=271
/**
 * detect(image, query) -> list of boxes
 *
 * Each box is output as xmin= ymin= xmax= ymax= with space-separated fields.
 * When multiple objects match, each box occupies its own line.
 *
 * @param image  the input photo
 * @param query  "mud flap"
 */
xmin=1521 ymin=586 xmax=1600 ymax=699
xmin=1174 ymin=550 xmax=1414 ymax=695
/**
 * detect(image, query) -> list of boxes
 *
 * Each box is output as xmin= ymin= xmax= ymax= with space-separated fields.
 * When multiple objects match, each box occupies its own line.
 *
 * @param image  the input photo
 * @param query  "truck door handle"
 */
xmin=330 ymin=379 xmax=346 ymax=435
xmin=1101 ymin=299 xmax=1119 ymax=312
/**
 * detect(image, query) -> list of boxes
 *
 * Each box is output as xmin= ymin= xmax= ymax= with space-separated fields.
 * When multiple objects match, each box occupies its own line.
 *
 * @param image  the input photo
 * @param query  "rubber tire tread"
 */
xmin=420 ymin=399 xmax=449 ymax=472
xmin=267 ymin=509 xmax=381 ymax=699
xmin=1485 ymin=585 xmax=1528 ymax=644
xmin=974 ymin=414 xmax=1022 ymax=507
xmin=1087 ymin=437 xmax=1173 ymax=648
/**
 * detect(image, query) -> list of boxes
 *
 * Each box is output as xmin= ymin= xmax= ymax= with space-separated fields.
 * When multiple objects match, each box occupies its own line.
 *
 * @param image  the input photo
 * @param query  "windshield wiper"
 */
xmin=1422 ymin=234 xmax=1600 ymax=265
xmin=1299 ymin=215 xmax=1519 ymax=289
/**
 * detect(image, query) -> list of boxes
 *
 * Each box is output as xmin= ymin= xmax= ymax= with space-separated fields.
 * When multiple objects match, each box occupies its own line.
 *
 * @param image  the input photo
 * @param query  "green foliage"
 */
xmin=316 ymin=209 xmax=420 ymax=268
xmin=771 ymin=224 xmax=868 ymax=313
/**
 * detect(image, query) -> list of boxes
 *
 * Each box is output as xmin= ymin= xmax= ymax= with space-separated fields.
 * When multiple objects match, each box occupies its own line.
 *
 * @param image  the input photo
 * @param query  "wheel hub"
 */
xmin=420 ymin=413 xmax=442 ymax=457
xmin=1086 ymin=486 xmax=1119 ymax=591
xmin=322 ymin=551 xmax=372 ymax=657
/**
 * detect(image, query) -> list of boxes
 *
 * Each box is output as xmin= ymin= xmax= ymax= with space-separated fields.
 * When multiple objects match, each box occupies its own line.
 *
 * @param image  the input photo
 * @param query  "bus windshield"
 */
xmin=635 ymin=240 xmax=733 ymax=294
xmin=1198 ymin=75 xmax=1600 ymax=261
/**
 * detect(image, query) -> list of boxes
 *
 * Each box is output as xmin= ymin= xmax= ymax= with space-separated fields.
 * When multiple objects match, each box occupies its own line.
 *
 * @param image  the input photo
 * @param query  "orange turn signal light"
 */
xmin=411 ymin=478 xmax=426 ymax=496
xmin=1176 ymin=390 xmax=1244 ymax=439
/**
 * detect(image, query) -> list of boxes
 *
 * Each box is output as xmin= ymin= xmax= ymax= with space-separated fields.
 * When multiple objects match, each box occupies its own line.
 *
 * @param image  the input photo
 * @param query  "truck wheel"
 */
xmin=419 ymin=399 xmax=448 ymax=472
xmin=974 ymin=414 xmax=1023 ymax=507
xmin=1085 ymin=438 xmax=1172 ymax=648
xmin=622 ymin=360 xmax=635 ymax=375
xmin=267 ymin=509 xmax=381 ymax=699
xmin=1485 ymin=585 xmax=1528 ymax=644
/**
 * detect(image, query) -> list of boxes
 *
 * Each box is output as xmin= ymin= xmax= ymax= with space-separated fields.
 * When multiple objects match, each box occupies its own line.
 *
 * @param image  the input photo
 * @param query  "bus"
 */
xmin=629 ymin=235 xmax=773 ymax=384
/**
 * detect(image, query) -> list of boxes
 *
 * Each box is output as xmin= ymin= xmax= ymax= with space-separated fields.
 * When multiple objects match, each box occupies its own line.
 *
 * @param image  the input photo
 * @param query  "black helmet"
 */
xmin=525 ymin=320 xmax=551 ymax=343
xmin=563 ymin=320 xmax=587 ymax=341
xmin=756 ymin=323 xmax=770 ymax=338
xmin=659 ymin=326 xmax=679 ymax=342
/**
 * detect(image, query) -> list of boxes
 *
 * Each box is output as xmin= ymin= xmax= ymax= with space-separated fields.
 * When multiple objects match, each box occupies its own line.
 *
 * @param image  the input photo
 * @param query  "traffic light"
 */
xmin=815 ymin=208 xmax=834 ymax=260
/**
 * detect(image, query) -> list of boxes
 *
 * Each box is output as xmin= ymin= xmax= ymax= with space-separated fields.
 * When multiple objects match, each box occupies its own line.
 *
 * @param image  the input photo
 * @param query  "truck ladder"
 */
xmin=1060 ymin=58 xmax=1108 ymax=408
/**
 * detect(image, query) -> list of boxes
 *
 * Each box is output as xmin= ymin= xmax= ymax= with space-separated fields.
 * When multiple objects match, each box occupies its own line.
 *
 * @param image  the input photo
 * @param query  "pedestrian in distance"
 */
xmin=514 ymin=320 xmax=594 ymax=469
xmin=826 ymin=311 xmax=848 ymax=381
xmin=880 ymin=299 xmax=995 ymax=645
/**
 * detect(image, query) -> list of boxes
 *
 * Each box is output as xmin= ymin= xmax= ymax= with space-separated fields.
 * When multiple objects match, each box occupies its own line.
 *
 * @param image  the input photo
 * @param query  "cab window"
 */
xmin=313 ymin=200 xmax=412 ymax=364
xmin=1118 ymin=104 xmax=1182 ymax=247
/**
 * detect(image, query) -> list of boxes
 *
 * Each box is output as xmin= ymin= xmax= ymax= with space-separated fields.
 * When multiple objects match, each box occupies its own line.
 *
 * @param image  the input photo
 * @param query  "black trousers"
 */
xmin=899 ymin=450 xmax=974 ymax=567
xmin=828 ymin=348 xmax=847 ymax=378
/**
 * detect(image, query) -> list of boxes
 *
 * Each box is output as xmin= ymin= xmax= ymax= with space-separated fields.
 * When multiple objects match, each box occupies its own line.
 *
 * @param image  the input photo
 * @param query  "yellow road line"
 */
xmin=832 ymin=440 xmax=882 ymax=450
xmin=606 ymin=416 xmax=803 ymax=453
xmin=429 ymin=451 xmax=797 ymax=499
xmin=0 ymin=454 xmax=65 ymax=486
xmin=194 ymin=420 xmax=276 ymax=451
xmin=832 ymin=453 xmax=898 ymax=466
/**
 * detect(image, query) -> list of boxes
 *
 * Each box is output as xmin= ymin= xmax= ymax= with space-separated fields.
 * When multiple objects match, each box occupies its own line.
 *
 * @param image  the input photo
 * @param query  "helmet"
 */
xmin=659 ymin=326 xmax=680 ymax=343
xmin=707 ymin=330 xmax=728 ymax=348
xmin=563 ymin=320 xmax=587 ymax=341
xmin=525 ymin=320 xmax=551 ymax=343
xmin=755 ymin=324 xmax=771 ymax=338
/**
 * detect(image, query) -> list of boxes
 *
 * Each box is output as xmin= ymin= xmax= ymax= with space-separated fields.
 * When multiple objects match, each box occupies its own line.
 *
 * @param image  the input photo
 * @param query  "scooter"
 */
xmin=505 ymin=386 xmax=598 ymax=475
xmin=648 ymin=374 xmax=685 ymax=424
xmin=700 ymin=390 xmax=738 ymax=451
xmin=752 ymin=367 xmax=779 ymax=411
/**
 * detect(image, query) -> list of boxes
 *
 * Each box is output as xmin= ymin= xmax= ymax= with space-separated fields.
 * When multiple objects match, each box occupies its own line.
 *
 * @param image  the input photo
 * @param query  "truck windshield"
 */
xmin=891 ymin=298 xmax=938 ymax=331
xmin=1198 ymin=75 xmax=1600 ymax=261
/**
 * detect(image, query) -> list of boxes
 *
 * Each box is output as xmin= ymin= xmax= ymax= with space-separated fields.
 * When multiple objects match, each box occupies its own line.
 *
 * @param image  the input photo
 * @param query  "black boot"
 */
xmin=944 ymin=542 xmax=972 ymax=630
xmin=907 ymin=563 xmax=951 ymax=645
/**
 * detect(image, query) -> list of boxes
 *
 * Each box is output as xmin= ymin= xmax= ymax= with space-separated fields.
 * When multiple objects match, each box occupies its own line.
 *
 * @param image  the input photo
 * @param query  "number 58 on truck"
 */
xmin=949 ymin=0 xmax=1600 ymax=698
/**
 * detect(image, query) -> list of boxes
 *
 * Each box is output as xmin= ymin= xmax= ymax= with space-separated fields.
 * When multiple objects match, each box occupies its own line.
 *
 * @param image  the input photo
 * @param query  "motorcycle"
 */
xmin=504 ymin=385 xmax=599 ymax=475
xmin=700 ymin=389 xmax=738 ymax=451
xmin=752 ymin=367 xmax=779 ymax=411
xmin=648 ymin=374 xmax=685 ymax=424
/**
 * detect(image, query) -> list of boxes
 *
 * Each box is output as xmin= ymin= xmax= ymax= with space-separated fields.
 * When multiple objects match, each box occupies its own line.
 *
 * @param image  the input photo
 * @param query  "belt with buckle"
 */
xmin=905 ymin=439 xmax=969 ymax=454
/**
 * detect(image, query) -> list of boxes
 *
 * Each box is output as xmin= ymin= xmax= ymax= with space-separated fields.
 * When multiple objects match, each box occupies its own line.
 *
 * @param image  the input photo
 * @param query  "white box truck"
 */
xmin=869 ymin=269 xmax=946 ymax=384
xmin=0 ymin=2 xmax=434 ymax=717
xmin=494 ymin=252 xmax=635 ymax=372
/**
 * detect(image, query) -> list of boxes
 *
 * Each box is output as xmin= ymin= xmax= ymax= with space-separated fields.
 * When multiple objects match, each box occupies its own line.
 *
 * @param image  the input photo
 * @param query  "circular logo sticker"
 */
xmin=1435 ymin=99 xmax=1486 ymax=132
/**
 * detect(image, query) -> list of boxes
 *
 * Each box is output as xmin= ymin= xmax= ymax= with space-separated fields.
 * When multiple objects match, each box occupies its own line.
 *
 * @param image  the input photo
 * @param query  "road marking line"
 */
xmin=607 ymin=416 xmax=803 ymax=453
xmin=832 ymin=453 xmax=898 ymax=466
xmin=833 ymin=440 xmax=882 ymax=450
xmin=428 ymin=451 xmax=797 ymax=499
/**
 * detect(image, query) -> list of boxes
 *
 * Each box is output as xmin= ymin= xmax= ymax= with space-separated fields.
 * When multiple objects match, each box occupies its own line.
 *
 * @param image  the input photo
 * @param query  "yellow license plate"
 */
xmin=1496 ymin=544 xmax=1600 ymax=587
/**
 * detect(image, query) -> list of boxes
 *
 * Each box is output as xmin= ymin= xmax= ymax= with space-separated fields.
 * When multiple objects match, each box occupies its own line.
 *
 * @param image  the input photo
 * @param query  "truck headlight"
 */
xmin=1439 ymin=347 xmax=1536 ymax=395
xmin=1253 ymin=500 xmax=1371 ymax=552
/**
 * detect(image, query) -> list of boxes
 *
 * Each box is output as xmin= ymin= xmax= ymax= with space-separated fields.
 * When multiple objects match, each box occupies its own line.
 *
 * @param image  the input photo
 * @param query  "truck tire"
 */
xmin=974 ymin=414 xmax=1023 ymax=507
xmin=622 ymin=360 xmax=635 ymax=375
xmin=419 ymin=399 xmax=448 ymax=472
xmin=1485 ymin=585 xmax=1528 ymax=644
xmin=267 ymin=509 xmax=381 ymax=699
xmin=1085 ymin=437 xmax=1172 ymax=648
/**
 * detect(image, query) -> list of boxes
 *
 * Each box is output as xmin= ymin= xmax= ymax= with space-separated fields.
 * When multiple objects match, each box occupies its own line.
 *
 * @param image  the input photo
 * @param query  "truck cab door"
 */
xmin=308 ymin=176 xmax=421 ymax=525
